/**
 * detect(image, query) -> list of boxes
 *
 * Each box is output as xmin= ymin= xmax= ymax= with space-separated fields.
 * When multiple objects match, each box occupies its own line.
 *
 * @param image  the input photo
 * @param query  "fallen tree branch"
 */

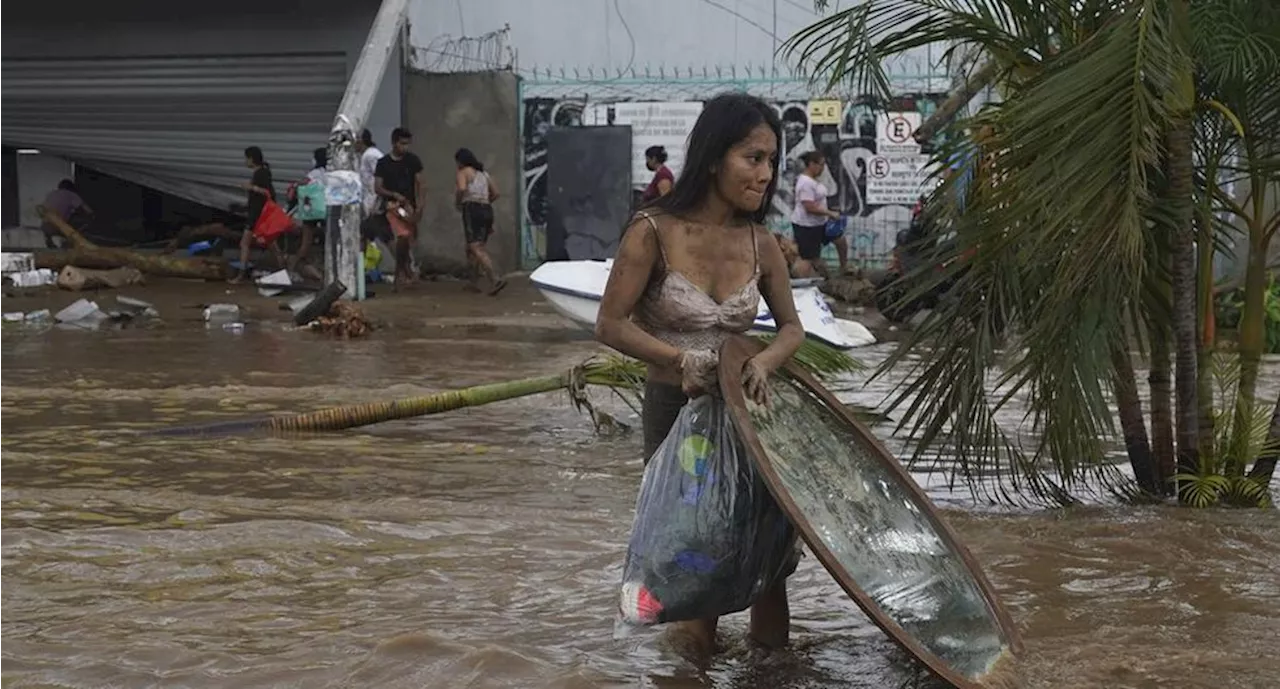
xmin=914 ymin=60 xmax=1000 ymax=145
xmin=38 ymin=206 xmax=229 ymax=281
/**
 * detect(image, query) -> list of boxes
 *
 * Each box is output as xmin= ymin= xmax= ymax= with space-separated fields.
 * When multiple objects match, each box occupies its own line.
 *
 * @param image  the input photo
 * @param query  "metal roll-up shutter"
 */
xmin=1 ymin=53 xmax=348 ymax=210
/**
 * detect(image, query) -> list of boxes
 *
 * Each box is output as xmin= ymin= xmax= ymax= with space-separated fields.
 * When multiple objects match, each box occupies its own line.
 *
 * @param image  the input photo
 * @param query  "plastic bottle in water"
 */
xmin=203 ymin=304 xmax=240 ymax=322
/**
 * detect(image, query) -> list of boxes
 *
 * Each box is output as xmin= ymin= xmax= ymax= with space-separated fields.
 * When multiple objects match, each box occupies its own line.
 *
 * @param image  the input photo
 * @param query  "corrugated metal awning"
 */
xmin=1 ymin=53 xmax=348 ymax=210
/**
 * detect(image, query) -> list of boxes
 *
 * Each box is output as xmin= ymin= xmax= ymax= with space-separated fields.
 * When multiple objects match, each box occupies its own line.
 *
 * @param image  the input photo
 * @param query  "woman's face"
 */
xmin=807 ymin=157 xmax=826 ymax=177
xmin=714 ymin=123 xmax=777 ymax=214
xmin=646 ymin=156 xmax=659 ymax=171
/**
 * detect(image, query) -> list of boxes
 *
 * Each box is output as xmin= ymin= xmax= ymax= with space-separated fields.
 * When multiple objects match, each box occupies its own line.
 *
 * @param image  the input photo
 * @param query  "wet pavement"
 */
xmin=3 ymin=279 xmax=1279 ymax=688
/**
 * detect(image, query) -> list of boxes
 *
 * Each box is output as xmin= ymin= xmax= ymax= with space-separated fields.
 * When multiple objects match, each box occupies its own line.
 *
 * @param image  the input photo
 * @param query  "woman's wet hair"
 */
xmin=313 ymin=147 xmax=327 ymax=169
xmin=360 ymin=129 xmax=375 ymax=146
xmin=645 ymin=145 xmax=668 ymax=164
xmin=648 ymin=92 xmax=782 ymax=223
xmin=800 ymin=150 xmax=825 ymax=166
xmin=244 ymin=146 xmax=265 ymax=166
xmin=454 ymin=147 xmax=484 ymax=172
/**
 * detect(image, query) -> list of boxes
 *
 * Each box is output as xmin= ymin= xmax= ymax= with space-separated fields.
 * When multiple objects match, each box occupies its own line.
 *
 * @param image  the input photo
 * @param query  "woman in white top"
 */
xmin=454 ymin=147 xmax=505 ymax=295
xmin=789 ymin=150 xmax=849 ymax=275
xmin=357 ymin=129 xmax=384 ymax=216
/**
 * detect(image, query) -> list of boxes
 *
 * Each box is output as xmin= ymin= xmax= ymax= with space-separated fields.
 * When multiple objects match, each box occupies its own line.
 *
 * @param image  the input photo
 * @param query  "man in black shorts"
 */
xmin=373 ymin=127 xmax=424 ymax=286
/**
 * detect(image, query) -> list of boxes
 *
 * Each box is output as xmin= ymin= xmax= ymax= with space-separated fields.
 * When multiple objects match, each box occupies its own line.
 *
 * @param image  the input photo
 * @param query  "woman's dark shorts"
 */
xmin=792 ymin=223 xmax=830 ymax=261
xmin=462 ymin=201 xmax=494 ymax=245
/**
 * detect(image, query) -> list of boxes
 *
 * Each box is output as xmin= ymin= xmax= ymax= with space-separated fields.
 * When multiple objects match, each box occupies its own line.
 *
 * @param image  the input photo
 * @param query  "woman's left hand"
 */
xmin=742 ymin=356 xmax=772 ymax=406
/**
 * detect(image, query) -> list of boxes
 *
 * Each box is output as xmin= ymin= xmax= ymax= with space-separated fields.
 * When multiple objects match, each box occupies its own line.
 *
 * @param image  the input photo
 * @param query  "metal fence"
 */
xmin=516 ymin=64 xmax=951 ymax=271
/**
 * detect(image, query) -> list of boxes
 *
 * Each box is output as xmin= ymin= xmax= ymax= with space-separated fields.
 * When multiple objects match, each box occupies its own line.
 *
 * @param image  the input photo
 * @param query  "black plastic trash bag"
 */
xmin=618 ymin=395 xmax=795 ymax=626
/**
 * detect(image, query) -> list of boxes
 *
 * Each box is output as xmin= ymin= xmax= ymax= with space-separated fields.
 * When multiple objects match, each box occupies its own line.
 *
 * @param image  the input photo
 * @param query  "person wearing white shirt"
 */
xmin=789 ymin=150 xmax=848 ymax=276
xmin=306 ymin=147 xmax=327 ymax=184
xmin=357 ymin=129 xmax=384 ymax=216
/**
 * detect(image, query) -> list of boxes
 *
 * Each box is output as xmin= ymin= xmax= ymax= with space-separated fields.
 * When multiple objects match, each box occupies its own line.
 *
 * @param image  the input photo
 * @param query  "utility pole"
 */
xmin=772 ymin=0 xmax=778 ymax=72
xmin=325 ymin=0 xmax=411 ymax=300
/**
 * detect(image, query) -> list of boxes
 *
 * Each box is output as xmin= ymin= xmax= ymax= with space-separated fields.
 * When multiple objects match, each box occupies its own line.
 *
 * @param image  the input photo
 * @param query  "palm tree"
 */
xmin=785 ymin=0 xmax=1280 ymax=504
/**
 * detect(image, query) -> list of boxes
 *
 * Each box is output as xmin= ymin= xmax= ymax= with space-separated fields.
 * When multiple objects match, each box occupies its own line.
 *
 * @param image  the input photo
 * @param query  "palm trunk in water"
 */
xmin=1248 ymin=391 xmax=1280 ymax=486
xmin=1165 ymin=118 xmax=1201 ymax=479
xmin=1111 ymin=342 xmax=1159 ymax=494
xmin=1195 ymin=205 xmax=1217 ymax=459
xmin=1230 ymin=229 xmax=1268 ymax=475
xmin=1148 ymin=327 xmax=1176 ymax=493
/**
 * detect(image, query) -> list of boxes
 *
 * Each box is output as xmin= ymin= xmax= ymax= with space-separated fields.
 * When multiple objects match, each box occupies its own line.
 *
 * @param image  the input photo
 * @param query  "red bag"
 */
xmin=252 ymin=198 xmax=294 ymax=246
xmin=386 ymin=203 xmax=416 ymax=239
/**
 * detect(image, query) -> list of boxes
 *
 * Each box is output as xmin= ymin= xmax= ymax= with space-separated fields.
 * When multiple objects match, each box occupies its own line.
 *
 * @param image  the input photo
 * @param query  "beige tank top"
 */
xmin=461 ymin=169 xmax=491 ymax=204
xmin=631 ymin=212 xmax=761 ymax=352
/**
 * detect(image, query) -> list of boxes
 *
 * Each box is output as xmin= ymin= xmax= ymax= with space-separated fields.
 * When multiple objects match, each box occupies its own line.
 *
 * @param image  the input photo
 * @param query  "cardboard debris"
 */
xmin=1 ymin=253 xmax=35 ymax=274
xmin=256 ymin=269 xmax=293 ymax=297
xmin=6 ymin=268 xmax=57 ymax=287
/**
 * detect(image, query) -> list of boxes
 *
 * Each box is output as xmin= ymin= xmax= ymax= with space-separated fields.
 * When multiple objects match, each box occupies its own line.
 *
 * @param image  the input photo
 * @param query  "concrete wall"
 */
xmin=403 ymin=70 xmax=520 ymax=275
xmin=16 ymin=153 xmax=73 ymax=229
xmin=3 ymin=0 xmax=402 ymax=182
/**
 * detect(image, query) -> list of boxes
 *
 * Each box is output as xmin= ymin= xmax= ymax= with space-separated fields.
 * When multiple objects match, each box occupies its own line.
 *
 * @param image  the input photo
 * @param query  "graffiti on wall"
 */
xmin=522 ymin=97 xmax=586 ymax=264
xmin=521 ymin=94 xmax=946 ymax=269
xmin=764 ymin=94 xmax=946 ymax=268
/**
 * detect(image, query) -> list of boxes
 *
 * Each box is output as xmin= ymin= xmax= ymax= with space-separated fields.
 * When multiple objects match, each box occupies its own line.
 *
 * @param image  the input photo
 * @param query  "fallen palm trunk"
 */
xmin=147 ymin=337 xmax=862 ymax=437
xmin=38 ymin=207 xmax=228 ymax=281
xmin=149 ymin=356 xmax=645 ymax=437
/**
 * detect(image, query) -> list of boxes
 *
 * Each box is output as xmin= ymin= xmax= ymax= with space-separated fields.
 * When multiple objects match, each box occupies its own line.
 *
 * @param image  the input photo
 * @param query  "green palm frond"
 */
xmin=791 ymin=0 xmax=1185 ymax=504
xmin=574 ymin=338 xmax=862 ymax=428
xmin=1172 ymin=472 xmax=1271 ymax=508
xmin=790 ymin=0 xmax=1084 ymax=100
xmin=1191 ymin=0 xmax=1280 ymax=86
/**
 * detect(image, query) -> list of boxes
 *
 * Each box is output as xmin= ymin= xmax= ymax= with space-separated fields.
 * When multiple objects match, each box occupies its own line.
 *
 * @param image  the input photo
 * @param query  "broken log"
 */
xmin=57 ymin=265 xmax=145 ymax=291
xmin=38 ymin=207 xmax=229 ymax=281
xmin=913 ymin=60 xmax=1000 ymax=145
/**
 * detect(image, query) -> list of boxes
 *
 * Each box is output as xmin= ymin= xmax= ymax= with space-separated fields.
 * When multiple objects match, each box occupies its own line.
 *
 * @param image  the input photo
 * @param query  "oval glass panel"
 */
xmin=719 ymin=338 xmax=1019 ymax=688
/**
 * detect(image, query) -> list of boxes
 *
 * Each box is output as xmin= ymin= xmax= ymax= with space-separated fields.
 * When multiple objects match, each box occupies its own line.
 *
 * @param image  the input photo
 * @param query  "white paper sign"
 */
xmin=865 ymin=153 xmax=938 ymax=205
xmin=608 ymin=102 xmax=703 ymax=189
xmin=875 ymin=111 xmax=924 ymax=154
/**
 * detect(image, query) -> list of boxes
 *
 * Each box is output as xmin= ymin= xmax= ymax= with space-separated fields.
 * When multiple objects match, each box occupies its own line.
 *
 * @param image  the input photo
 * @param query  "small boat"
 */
xmin=530 ymin=260 xmax=876 ymax=350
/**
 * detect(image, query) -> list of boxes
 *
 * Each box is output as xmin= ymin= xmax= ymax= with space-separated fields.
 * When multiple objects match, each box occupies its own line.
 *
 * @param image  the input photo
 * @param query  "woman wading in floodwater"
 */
xmin=595 ymin=92 xmax=805 ymax=655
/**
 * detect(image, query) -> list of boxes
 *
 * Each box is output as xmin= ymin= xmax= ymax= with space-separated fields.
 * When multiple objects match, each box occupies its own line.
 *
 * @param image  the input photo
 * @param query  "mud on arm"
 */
xmin=594 ymin=218 xmax=682 ymax=370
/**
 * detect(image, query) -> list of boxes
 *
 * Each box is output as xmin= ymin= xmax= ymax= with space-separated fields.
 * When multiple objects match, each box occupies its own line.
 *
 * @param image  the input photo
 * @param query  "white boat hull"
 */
xmin=530 ymin=260 xmax=876 ymax=350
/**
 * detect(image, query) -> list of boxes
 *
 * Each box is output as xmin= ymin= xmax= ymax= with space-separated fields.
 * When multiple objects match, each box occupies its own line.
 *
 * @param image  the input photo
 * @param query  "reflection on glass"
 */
xmin=749 ymin=374 xmax=1011 ymax=681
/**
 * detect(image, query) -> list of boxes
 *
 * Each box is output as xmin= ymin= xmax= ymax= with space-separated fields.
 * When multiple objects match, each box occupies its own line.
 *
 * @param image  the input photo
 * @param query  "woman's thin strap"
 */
xmin=637 ymin=210 xmax=667 ymax=266
xmin=750 ymin=221 xmax=761 ymax=274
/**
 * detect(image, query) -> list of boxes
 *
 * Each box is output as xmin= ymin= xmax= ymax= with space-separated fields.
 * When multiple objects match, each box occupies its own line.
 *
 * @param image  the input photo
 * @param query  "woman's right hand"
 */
xmin=679 ymin=349 xmax=718 ymax=398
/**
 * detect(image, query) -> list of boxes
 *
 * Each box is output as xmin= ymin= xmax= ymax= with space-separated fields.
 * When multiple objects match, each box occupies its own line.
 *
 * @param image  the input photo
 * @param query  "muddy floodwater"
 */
xmin=4 ymin=283 xmax=1280 ymax=688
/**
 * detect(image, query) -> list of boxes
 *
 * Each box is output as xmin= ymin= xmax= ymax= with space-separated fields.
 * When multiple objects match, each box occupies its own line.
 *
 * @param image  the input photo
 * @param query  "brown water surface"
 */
xmin=3 ymin=296 xmax=1279 ymax=688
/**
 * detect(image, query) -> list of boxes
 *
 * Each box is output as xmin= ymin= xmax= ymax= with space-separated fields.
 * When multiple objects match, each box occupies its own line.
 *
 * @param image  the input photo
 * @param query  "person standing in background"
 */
xmin=790 ymin=150 xmax=848 ymax=276
xmin=356 ymin=129 xmax=383 ymax=216
xmin=288 ymin=147 xmax=329 ymax=268
xmin=454 ymin=147 xmax=505 ymax=295
xmin=230 ymin=146 xmax=284 ymax=284
xmin=640 ymin=145 xmax=675 ymax=204
xmin=306 ymin=148 xmax=327 ymax=184
xmin=374 ymin=127 xmax=424 ymax=287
